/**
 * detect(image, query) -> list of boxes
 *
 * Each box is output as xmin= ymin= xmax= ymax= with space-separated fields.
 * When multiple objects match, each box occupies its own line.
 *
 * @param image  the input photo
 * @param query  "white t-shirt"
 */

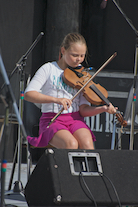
xmin=25 ymin=61 xmax=90 ymax=113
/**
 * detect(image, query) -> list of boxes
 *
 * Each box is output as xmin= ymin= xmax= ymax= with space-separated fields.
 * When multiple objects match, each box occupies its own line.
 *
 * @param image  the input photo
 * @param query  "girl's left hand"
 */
xmin=104 ymin=103 xmax=118 ymax=114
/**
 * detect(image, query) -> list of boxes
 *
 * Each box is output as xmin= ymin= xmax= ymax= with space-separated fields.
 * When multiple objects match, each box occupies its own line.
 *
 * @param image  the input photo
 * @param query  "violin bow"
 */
xmin=47 ymin=52 xmax=117 ymax=127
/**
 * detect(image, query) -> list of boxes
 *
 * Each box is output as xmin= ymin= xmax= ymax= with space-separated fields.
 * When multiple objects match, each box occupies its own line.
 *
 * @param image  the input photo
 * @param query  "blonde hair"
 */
xmin=59 ymin=33 xmax=88 ymax=63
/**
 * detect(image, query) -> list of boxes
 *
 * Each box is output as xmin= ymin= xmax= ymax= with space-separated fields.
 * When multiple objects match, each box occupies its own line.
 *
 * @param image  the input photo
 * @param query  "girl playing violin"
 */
xmin=24 ymin=32 xmax=117 ymax=149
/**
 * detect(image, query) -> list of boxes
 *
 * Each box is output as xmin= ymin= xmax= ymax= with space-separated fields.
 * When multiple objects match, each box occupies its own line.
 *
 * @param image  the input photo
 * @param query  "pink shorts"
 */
xmin=27 ymin=111 xmax=96 ymax=147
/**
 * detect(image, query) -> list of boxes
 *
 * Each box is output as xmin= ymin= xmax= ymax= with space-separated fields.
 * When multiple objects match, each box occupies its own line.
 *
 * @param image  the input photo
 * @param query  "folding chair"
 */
xmin=23 ymin=101 xmax=53 ymax=165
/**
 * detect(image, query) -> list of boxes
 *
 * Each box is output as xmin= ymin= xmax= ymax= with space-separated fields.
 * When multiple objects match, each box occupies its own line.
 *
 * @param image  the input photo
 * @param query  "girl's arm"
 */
xmin=24 ymin=91 xmax=72 ymax=110
xmin=24 ymin=91 xmax=57 ymax=104
xmin=79 ymin=103 xmax=117 ymax=117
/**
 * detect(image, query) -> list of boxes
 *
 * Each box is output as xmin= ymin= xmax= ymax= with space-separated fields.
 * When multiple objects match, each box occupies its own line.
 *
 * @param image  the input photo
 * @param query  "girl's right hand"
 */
xmin=56 ymin=98 xmax=72 ymax=110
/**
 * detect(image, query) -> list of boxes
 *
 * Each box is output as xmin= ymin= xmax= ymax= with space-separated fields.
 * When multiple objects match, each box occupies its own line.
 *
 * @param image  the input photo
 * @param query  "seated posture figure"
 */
xmin=24 ymin=32 xmax=117 ymax=149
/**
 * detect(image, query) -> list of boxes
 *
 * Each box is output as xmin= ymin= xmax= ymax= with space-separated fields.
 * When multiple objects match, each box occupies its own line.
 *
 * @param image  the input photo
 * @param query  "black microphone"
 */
xmin=84 ymin=66 xmax=95 ymax=71
xmin=87 ymin=67 xmax=94 ymax=71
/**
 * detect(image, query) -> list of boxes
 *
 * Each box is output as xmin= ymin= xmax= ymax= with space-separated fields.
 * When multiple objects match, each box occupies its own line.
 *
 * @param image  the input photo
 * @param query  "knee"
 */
xmin=66 ymin=139 xmax=78 ymax=149
xmin=80 ymin=139 xmax=94 ymax=149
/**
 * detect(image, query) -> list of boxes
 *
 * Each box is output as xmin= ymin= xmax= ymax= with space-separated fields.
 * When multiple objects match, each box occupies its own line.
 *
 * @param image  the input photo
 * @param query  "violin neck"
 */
xmin=89 ymin=84 xmax=110 ymax=106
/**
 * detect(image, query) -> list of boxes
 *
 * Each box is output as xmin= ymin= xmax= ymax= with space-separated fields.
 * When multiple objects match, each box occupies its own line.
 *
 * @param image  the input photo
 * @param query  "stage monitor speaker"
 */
xmin=24 ymin=149 xmax=138 ymax=206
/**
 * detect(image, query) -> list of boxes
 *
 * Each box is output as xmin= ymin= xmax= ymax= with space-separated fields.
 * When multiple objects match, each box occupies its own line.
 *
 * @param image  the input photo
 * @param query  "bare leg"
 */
xmin=49 ymin=128 xmax=94 ymax=149
xmin=49 ymin=129 xmax=79 ymax=149
xmin=73 ymin=128 xmax=94 ymax=149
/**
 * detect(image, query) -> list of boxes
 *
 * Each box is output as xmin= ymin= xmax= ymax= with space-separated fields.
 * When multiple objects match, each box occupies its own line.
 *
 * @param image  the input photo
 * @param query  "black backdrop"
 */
xmin=0 ymin=0 xmax=138 ymax=161
xmin=81 ymin=0 xmax=138 ymax=71
xmin=0 ymin=0 xmax=138 ymax=75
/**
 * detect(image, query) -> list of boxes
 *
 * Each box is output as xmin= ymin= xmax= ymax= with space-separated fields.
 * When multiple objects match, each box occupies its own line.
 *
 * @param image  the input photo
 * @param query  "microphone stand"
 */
xmin=0 ymin=54 xmax=27 ymax=207
xmin=6 ymin=32 xmax=44 ymax=194
xmin=0 ymin=32 xmax=44 ymax=205
xmin=112 ymin=0 xmax=138 ymax=150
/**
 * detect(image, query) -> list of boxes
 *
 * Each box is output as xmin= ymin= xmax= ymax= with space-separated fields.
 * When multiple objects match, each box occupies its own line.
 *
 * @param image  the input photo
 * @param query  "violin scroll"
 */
xmin=116 ymin=112 xmax=127 ymax=127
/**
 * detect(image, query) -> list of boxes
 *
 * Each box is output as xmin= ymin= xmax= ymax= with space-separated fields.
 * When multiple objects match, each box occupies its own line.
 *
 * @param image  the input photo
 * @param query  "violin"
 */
xmin=48 ymin=52 xmax=127 ymax=127
xmin=63 ymin=66 xmax=108 ymax=105
xmin=63 ymin=66 xmax=127 ymax=127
